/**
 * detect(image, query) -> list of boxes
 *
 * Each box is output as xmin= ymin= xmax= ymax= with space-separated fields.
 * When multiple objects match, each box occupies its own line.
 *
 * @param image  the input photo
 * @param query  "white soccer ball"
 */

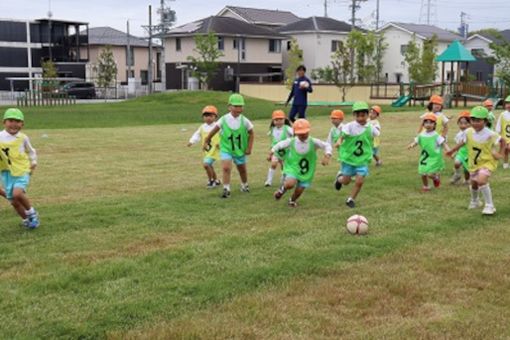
xmin=299 ymin=80 xmax=309 ymax=89
xmin=346 ymin=214 xmax=369 ymax=235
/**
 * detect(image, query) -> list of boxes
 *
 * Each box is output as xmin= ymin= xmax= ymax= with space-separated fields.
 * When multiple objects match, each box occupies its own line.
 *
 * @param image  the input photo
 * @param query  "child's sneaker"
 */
xmin=20 ymin=219 xmax=29 ymax=228
xmin=274 ymin=188 xmax=285 ymax=200
xmin=206 ymin=180 xmax=215 ymax=189
xmin=432 ymin=175 xmax=441 ymax=188
xmin=240 ymin=184 xmax=250 ymax=193
xmin=376 ymin=160 xmax=383 ymax=167
xmin=482 ymin=204 xmax=496 ymax=215
xmin=334 ymin=173 xmax=343 ymax=191
xmin=27 ymin=211 xmax=40 ymax=229
xmin=345 ymin=197 xmax=355 ymax=208
xmin=288 ymin=199 xmax=297 ymax=208
xmin=450 ymin=173 xmax=461 ymax=184
xmin=264 ymin=180 xmax=272 ymax=187
xmin=468 ymin=199 xmax=482 ymax=209
xmin=503 ymin=163 xmax=509 ymax=169
xmin=221 ymin=188 xmax=231 ymax=198
xmin=421 ymin=186 xmax=431 ymax=193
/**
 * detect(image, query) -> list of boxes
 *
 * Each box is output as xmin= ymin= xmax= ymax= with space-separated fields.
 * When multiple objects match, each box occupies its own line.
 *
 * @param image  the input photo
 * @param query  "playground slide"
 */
xmin=391 ymin=95 xmax=411 ymax=107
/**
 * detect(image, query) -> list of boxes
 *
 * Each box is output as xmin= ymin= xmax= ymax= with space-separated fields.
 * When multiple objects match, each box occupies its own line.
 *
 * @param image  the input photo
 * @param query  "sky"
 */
xmin=1 ymin=0 xmax=509 ymax=38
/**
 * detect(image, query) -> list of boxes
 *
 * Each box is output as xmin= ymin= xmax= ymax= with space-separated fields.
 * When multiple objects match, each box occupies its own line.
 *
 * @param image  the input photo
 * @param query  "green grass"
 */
xmin=0 ymin=96 xmax=508 ymax=338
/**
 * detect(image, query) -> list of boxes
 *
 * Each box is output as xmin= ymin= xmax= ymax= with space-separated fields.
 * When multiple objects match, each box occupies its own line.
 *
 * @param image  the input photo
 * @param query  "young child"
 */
xmin=450 ymin=111 xmax=471 ymax=184
xmin=483 ymin=99 xmax=496 ymax=130
xmin=270 ymin=119 xmax=331 ymax=207
xmin=447 ymin=106 xmax=505 ymax=215
xmin=408 ymin=113 xmax=446 ymax=192
xmin=187 ymin=105 xmax=221 ymax=188
xmin=0 ymin=108 xmax=39 ymax=228
xmin=204 ymin=94 xmax=254 ymax=198
xmin=495 ymin=95 xmax=510 ymax=169
xmin=265 ymin=110 xmax=293 ymax=187
xmin=334 ymin=101 xmax=380 ymax=208
xmin=368 ymin=105 xmax=382 ymax=166
xmin=418 ymin=95 xmax=449 ymax=138
xmin=326 ymin=110 xmax=345 ymax=150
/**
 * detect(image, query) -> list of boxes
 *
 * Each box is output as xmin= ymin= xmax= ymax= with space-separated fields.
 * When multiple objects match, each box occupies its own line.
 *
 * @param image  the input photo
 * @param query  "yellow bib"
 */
xmin=370 ymin=119 xmax=381 ymax=147
xmin=466 ymin=129 xmax=498 ymax=172
xmin=500 ymin=116 xmax=510 ymax=143
xmin=201 ymin=127 xmax=220 ymax=160
xmin=0 ymin=132 xmax=30 ymax=176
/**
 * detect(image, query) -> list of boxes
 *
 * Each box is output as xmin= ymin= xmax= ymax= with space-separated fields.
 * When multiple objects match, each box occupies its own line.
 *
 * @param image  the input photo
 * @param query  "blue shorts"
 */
xmin=285 ymin=174 xmax=311 ymax=188
xmin=372 ymin=147 xmax=380 ymax=156
xmin=203 ymin=157 xmax=216 ymax=165
xmin=1 ymin=171 xmax=30 ymax=201
xmin=341 ymin=162 xmax=369 ymax=177
xmin=220 ymin=151 xmax=247 ymax=165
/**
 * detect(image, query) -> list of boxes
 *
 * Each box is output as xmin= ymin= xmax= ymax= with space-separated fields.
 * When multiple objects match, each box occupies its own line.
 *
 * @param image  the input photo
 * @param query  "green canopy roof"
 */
xmin=436 ymin=40 xmax=476 ymax=62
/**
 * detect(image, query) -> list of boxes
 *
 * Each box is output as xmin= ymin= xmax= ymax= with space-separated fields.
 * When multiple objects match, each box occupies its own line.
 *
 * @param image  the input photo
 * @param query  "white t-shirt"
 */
xmin=272 ymin=137 xmax=332 ymax=156
xmin=342 ymin=121 xmax=380 ymax=137
xmin=495 ymin=110 xmax=510 ymax=135
xmin=188 ymin=123 xmax=216 ymax=145
xmin=454 ymin=130 xmax=465 ymax=145
xmin=215 ymin=113 xmax=254 ymax=132
xmin=268 ymin=126 xmax=293 ymax=140
xmin=0 ymin=130 xmax=37 ymax=165
xmin=459 ymin=127 xmax=501 ymax=145
xmin=326 ymin=124 xmax=344 ymax=146
xmin=414 ymin=130 xmax=445 ymax=146
xmin=420 ymin=111 xmax=449 ymax=125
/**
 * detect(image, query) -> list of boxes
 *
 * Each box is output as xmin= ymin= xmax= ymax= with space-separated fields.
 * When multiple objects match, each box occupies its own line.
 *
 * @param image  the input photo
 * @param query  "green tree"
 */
xmin=345 ymin=30 xmax=387 ymax=83
xmin=404 ymin=34 xmax=438 ymax=83
xmin=95 ymin=45 xmax=118 ymax=100
xmin=187 ymin=33 xmax=224 ymax=90
xmin=311 ymin=66 xmax=334 ymax=83
xmin=330 ymin=41 xmax=352 ymax=101
xmin=374 ymin=33 xmax=388 ymax=82
xmin=285 ymin=38 xmax=304 ymax=88
xmin=489 ymin=33 xmax=510 ymax=88
xmin=41 ymin=59 xmax=58 ymax=92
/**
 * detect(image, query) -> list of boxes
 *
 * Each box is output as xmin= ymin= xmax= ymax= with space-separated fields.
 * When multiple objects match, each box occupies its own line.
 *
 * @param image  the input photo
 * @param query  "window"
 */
xmin=140 ymin=70 xmax=148 ymax=85
xmin=400 ymin=44 xmax=408 ymax=56
xmin=269 ymin=39 xmax=281 ymax=53
xmin=331 ymin=40 xmax=342 ymax=52
xmin=471 ymin=48 xmax=485 ymax=58
xmin=125 ymin=46 xmax=134 ymax=66
xmin=126 ymin=70 xmax=135 ymax=81
xmin=233 ymin=38 xmax=245 ymax=50
xmin=287 ymin=41 xmax=292 ymax=51
xmin=176 ymin=38 xmax=181 ymax=51
xmin=217 ymin=36 xmax=224 ymax=50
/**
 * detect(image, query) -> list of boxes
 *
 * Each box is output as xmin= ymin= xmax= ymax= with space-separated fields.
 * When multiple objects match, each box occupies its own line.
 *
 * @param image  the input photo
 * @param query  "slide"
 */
xmin=391 ymin=95 xmax=411 ymax=107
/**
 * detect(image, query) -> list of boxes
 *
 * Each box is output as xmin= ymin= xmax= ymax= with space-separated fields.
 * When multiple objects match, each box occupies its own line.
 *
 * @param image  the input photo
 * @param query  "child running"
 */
xmin=265 ymin=110 xmax=293 ymax=187
xmin=0 ymin=108 xmax=39 ymax=228
xmin=187 ymin=105 xmax=221 ymax=188
xmin=203 ymin=94 xmax=254 ymax=198
xmin=368 ymin=105 xmax=382 ymax=166
xmin=447 ymin=106 xmax=505 ymax=215
xmin=334 ymin=101 xmax=380 ymax=208
xmin=270 ymin=119 xmax=332 ymax=207
xmin=408 ymin=113 xmax=446 ymax=192
xmin=326 ymin=109 xmax=345 ymax=151
xmin=495 ymin=95 xmax=510 ymax=169
xmin=450 ymin=111 xmax=471 ymax=184
xmin=483 ymin=99 xmax=496 ymax=130
xmin=418 ymin=95 xmax=449 ymax=138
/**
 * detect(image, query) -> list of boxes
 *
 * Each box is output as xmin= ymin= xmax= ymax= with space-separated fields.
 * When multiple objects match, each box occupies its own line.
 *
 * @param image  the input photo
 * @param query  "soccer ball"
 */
xmin=346 ymin=215 xmax=369 ymax=235
xmin=299 ymin=80 xmax=309 ymax=89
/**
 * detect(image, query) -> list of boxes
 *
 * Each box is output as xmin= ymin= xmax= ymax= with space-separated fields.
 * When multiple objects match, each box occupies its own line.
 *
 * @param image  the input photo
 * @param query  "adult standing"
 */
xmin=285 ymin=65 xmax=313 ymax=122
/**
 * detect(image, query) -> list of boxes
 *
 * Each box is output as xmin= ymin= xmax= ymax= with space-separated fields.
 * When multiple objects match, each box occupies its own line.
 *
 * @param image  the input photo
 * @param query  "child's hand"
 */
xmin=202 ymin=141 xmax=209 ymax=151
xmin=492 ymin=150 xmax=503 ymax=160
xmin=321 ymin=155 xmax=331 ymax=166
xmin=445 ymin=150 xmax=454 ymax=158
xmin=406 ymin=143 xmax=414 ymax=150
xmin=245 ymin=149 xmax=252 ymax=156
xmin=30 ymin=164 xmax=37 ymax=173
xmin=187 ymin=142 xmax=192 ymax=147
xmin=267 ymin=153 xmax=273 ymax=162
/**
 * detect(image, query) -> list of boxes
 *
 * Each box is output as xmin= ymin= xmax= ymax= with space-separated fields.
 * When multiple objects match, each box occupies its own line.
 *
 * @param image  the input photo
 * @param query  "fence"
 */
xmin=17 ymin=90 xmax=76 ymax=107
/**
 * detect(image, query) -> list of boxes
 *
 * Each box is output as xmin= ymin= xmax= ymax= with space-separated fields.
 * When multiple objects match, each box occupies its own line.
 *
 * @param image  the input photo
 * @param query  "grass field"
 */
xmin=1 ymin=93 xmax=509 ymax=339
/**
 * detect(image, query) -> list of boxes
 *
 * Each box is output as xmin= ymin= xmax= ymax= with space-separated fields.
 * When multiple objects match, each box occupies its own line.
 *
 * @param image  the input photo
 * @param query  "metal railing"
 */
xmin=17 ymin=90 xmax=76 ymax=107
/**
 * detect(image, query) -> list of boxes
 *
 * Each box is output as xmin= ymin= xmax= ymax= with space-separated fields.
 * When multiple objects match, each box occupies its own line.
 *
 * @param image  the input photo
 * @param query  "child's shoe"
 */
xmin=264 ymin=180 xmax=272 ymax=187
xmin=221 ymin=188 xmax=231 ymax=198
xmin=421 ymin=186 xmax=431 ymax=193
xmin=376 ymin=160 xmax=383 ymax=167
xmin=206 ymin=180 xmax=215 ymax=189
xmin=482 ymin=204 xmax=496 ymax=215
xmin=240 ymin=184 xmax=250 ymax=193
xmin=27 ymin=211 xmax=40 ymax=229
xmin=432 ymin=175 xmax=441 ymax=188
xmin=288 ymin=199 xmax=297 ymax=208
xmin=503 ymin=163 xmax=509 ymax=169
xmin=274 ymin=188 xmax=285 ymax=200
xmin=20 ymin=219 xmax=29 ymax=228
xmin=450 ymin=173 xmax=461 ymax=184
xmin=468 ymin=199 xmax=482 ymax=209
xmin=334 ymin=173 xmax=343 ymax=191
xmin=345 ymin=197 xmax=355 ymax=208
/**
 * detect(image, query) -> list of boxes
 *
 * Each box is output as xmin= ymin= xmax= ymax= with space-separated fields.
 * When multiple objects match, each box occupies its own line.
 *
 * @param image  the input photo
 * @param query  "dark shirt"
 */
xmin=286 ymin=76 xmax=313 ymax=106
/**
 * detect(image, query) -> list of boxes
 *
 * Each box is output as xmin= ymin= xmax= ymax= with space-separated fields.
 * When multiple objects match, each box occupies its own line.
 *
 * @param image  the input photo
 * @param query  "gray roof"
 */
xmin=477 ymin=29 xmax=510 ymax=45
xmin=165 ymin=16 xmax=286 ymax=38
xmin=278 ymin=16 xmax=361 ymax=33
xmin=387 ymin=22 xmax=461 ymax=41
xmin=222 ymin=6 xmax=300 ymax=26
xmin=87 ymin=27 xmax=152 ymax=47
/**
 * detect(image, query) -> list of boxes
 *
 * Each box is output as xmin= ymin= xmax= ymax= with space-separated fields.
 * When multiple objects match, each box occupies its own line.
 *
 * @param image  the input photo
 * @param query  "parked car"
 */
xmin=59 ymin=82 xmax=96 ymax=99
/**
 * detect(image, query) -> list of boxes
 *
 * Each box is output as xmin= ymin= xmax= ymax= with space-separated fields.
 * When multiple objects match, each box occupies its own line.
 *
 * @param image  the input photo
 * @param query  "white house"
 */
xmin=376 ymin=22 xmax=462 ymax=83
xmin=277 ymin=17 xmax=361 ymax=76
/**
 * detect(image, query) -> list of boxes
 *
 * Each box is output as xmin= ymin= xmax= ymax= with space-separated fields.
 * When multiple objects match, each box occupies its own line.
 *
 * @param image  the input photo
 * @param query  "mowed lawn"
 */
xmin=1 ymin=95 xmax=509 ymax=338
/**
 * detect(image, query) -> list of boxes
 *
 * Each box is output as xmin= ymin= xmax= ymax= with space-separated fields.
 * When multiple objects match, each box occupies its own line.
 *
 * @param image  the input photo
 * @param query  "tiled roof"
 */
xmin=223 ymin=6 xmax=300 ymax=25
xmin=278 ymin=17 xmax=362 ymax=33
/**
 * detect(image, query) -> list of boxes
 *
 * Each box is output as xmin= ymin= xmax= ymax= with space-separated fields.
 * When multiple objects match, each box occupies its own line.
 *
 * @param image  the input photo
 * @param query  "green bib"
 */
xmin=271 ymin=125 xmax=290 ymax=160
xmin=220 ymin=115 xmax=249 ymax=157
xmin=283 ymin=137 xmax=317 ymax=182
xmin=340 ymin=125 xmax=373 ymax=166
xmin=457 ymin=144 xmax=468 ymax=169
xmin=417 ymin=132 xmax=444 ymax=175
xmin=330 ymin=127 xmax=342 ymax=161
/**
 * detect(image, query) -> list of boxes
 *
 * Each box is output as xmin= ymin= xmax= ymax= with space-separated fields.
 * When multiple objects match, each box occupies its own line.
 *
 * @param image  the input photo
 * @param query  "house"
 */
xmin=217 ymin=6 xmax=300 ymax=30
xmin=0 ymin=18 xmax=89 ymax=91
xmin=376 ymin=22 xmax=462 ymax=83
xmin=83 ymin=26 xmax=163 ymax=86
xmin=277 ymin=16 xmax=360 ymax=76
xmin=464 ymin=30 xmax=510 ymax=83
xmin=162 ymin=16 xmax=286 ymax=91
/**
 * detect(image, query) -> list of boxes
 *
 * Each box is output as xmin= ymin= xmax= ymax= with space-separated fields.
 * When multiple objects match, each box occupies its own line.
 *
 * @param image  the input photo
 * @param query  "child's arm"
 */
xmin=445 ymin=141 xmax=465 ymax=157
xmin=187 ymin=128 xmax=201 ymax=147
xmin=203 ymin=125 xmax=220 ymax=151
xmin=268 ymin=138 xmax=291 ymax=161
xmin=24 ymin=136 xmax=37 ymax=171
xmin=334 ymin=136 xmax=343 ymax=149
xmin=407 ymin=136 xmax=418 ymax=149
xmin=442 ymin=122 xmax=449 ymax=138
xmin=313 ymin=138 xmax=332 ymax=166
xmin=246 ymin=129 xmax=254 ymax=155
xmin=493 ymin=137 xmax=506 ymax=160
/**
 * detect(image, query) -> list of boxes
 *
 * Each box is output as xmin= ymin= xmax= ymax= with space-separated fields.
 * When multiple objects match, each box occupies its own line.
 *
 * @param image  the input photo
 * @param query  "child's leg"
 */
xmin=504 ymin=146 xmax=509 ymax=167
xmin=291 ymin=186 xmax=305 ymax=202
xmin=349 ymin=175 xmax=364 ymax=200
xmin=222 ymin=160 xmax=232 ymax=188
xmin=421 ymin=175 xmax=429 ymax=189
xmin=11 ymin=188 xmax=34 ymax=219
xmin=236 ymin=163 xmax=248 ymax=185
xmin=274 ymin=177 xmax=296 ymax=200
xmin=203 ymin=163 xmax=214 ymax=181
xmin=265 ymin=159 xmax=278 ymax=185
xmin=0 ymin=187 xmax=5 ymax=199
xmin=340 ymin=175 xmax=352 ymax=186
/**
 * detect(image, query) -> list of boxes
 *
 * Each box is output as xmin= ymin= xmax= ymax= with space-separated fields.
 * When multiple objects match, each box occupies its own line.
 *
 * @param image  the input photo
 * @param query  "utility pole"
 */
xmin=148 ymin=5 xmax=153 ymax=94
xmin=349 ymin=0 xmax=366 ymax=82
xmin=426 ymin=0 xmax=431 ymax=24
xmin=376 ymin=0 xmax=380 ymax=29
xmin=236 ymin=36 xmax=241 ymax=93
xmin=459 ymin=12 xmax=468 ymax=39
xmin=324 ymin=0 xmax=328 ymax=17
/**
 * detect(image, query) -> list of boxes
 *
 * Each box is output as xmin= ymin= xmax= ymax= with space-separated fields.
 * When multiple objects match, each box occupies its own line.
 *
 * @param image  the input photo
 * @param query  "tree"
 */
xmin=330 ymin=41 xmax=352 ymax=101
xmin=345 ymin=30 xmax=387 ymax=83
xmin=374 ymin=33 xmax=388 ymax=82
xmin=489 ymin=37 xmax=510 ymax=88
xmin=285 ymin=38 xmax=304 ymax=88
xmin=404 ymin=34 xmax=438 ymax=83
xmin=95 ymin=45 xmax=118 ymax=100
xmin=187 ymin=33 xmax=224 ymax=90
xmin=311 ymin=66 xmax=334 ymax=83
xmin=41 ymin=59 xmax=58 ymax=92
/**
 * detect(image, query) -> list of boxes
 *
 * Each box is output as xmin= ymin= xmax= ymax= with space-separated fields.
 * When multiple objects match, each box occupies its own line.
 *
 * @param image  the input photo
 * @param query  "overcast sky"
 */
xmin=1 ymin=0 xmax=509 ymax=38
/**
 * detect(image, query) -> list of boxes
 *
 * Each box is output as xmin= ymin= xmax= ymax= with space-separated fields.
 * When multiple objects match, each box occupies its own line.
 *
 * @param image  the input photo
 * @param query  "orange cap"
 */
xmin=422 ymin=113 xmax=437 ymax=122
xmin=371 ymin=105 xmax=382 ymax=115
xmin=330 ymin=110 xmax=344 ymax=119
xmin=483 ymin=99 xmax=493 ymax=108
xmin=202 ymin=105 xmax=218 ymax=115
xmin=293 ymin=119 xmax=311 ymax=134
xmin=429 ymin=95 xmax=443 ymax=105
xmin=272 ymin=110 xmax=286 ymax=120
xmin=458 ymin=111 xmax=471 ymax=121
